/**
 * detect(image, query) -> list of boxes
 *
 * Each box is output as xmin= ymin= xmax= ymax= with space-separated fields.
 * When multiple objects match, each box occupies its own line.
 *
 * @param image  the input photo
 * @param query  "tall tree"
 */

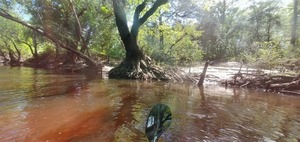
xmin=195 ymin=0 xmax=243 ymax=61
xmin=291 ymin=0 xmax=298 ymax=46
xmin=109 ymin=0 xmax=169 ymax=79
xmin=248 ymin=0 xmax=281 ymax=42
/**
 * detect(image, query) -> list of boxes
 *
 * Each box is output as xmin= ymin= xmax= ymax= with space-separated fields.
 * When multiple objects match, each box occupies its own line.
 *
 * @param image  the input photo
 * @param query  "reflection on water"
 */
xmin=0 ymin=66 xmax=300 ymax=141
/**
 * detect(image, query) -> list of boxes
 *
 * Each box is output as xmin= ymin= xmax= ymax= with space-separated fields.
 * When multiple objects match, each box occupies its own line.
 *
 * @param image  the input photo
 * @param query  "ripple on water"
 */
xmin=1 ymin=66 xmax=300 ymax=141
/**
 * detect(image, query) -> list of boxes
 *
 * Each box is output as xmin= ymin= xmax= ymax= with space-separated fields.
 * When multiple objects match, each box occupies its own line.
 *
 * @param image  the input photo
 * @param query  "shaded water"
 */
xmin=0 ymin=66 xmax=299 ymax=142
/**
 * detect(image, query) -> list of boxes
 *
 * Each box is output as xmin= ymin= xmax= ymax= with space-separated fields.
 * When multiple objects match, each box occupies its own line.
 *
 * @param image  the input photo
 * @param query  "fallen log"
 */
xmin=269 ymin=80 xmax=300 ymax=91
xmin=228 ymin=73 xmax=267 ymax=76
xmin=222 ymin=69 xmax=300 ymax=95
xmin=270 ymin=75 xmax=295 ymax=81
xmin=278 ymin=90 xmax=300 ymax=95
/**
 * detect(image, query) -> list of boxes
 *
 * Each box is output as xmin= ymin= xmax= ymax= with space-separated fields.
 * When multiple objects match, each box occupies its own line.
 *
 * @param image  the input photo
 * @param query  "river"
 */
xmin=0 ymin=66 xmax=299 ymax=142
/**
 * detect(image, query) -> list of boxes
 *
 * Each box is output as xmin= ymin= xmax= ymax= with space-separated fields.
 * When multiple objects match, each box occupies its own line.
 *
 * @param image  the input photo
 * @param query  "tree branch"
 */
xmin=131 ymin=0 xmax=148 ymax=36
xmin=139 ymin=0 xmax=168 ymax=26
xmin=0 ymin=8 xmax=45 ymax=36
xmin=131 ymin=0 xmax=168 ymax=37
xmin=133 ymin=0 xmax=147 ymax=22
xmin=20 ymin=40 xmax=35 ymax=56
xmin=77 ymin=8 xmax=87 ymax=17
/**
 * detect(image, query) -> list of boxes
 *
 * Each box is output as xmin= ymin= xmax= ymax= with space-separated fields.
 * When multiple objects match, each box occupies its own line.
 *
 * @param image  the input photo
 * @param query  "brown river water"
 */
xmin=0 ymin=66 xmax=299 ymax=142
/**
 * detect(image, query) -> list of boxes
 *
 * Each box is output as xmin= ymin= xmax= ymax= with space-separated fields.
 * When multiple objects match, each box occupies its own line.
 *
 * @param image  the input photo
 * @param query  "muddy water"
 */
xmin=0 ymin=66 xmax=299 ymax=142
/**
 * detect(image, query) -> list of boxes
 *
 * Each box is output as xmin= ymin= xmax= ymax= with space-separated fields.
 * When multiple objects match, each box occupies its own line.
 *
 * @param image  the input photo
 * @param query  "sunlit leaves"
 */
xmin=138 ymin=18 xmax=203 ymax=65
xmin=100 ymin=6 xmax=109 ymax=14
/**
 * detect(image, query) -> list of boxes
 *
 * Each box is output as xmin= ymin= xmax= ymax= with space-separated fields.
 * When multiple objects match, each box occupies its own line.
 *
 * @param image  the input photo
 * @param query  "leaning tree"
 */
xmin=109 ymin=0 xmax=170 ymax=80
xmin=0 ymin=0 xmax=100 ymax=69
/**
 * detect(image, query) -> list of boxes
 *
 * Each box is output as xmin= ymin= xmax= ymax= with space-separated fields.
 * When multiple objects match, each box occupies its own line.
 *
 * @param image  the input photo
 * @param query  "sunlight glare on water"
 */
xmin=0 ymin=66 xmax=299 ymax=141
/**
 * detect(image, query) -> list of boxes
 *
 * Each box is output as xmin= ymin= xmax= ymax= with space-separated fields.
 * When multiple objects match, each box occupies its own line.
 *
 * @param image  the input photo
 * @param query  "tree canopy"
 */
xmin=0 ymin=0 xmax=299 ymax=73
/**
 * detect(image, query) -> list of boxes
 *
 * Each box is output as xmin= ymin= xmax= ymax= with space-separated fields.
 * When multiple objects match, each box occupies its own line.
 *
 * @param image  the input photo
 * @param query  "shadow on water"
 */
xmin=28 ymin=68 xmax=102 ymax=98
xmin=0 ymin=66 xmax=300 ymax=141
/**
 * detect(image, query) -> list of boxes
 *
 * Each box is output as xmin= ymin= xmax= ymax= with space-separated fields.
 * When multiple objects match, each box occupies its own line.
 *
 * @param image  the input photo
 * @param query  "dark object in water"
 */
xmin=145 ymin=104 xmax=172 ymax=142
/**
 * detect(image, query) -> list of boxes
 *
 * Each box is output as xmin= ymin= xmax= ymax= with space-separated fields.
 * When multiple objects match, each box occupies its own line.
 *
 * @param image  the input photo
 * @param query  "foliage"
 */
xmin=252 ymin=41 xmax=284 ymax=69
xmin=0 ymin=0 xmax=300 ymax=71
xmin=0 ymin=16 xmax=28 ymax=60
xmin=147 ymin=23 xmax=203 ymax=66
xmin=136 ymin=1 xmax=203 ymax=66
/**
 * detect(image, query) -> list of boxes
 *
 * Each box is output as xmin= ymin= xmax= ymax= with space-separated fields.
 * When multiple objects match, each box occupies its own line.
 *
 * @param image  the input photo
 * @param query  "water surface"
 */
xmin=0 ymin=66 xmax=299 ymax=141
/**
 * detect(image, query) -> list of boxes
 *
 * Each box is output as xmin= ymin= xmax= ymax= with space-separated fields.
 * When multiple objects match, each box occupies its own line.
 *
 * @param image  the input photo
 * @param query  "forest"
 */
xmin=0 ymin=0 xmax=299 ymax=79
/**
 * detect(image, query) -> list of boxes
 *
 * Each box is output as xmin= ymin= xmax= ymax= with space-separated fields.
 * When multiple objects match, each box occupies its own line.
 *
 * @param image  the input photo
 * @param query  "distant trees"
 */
xmin=248 ymin=0 xmax=281 ymax=42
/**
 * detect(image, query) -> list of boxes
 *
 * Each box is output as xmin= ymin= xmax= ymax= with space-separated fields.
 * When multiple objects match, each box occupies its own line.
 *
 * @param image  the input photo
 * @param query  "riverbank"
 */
xmin=175 ymin=62 xmax=300 ymax=96
xmin=2 ymin=60 xmax=300 ymax=95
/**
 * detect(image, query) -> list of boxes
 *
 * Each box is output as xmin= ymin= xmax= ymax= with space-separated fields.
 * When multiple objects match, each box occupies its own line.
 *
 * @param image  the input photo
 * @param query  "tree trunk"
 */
xmin=10 ymin=39 xmax=21 ymax=63
xmin=109 ymin=0 xmax=169 ymax=80
xmin=159 ymin=12 xmax=164 ymax=49
xmin=291 ymin=0 xmax=298 ymax=46
xmin=198 ymin=61 xmax=209 ymax=86
xmin=33 ymin=32 xmax=39 ymax=66
xmin=8 ymin=49 xmax=20 ymax=66
xmin=109 ymin=34 xmax=169 ymax=80
xmin=4 ymin=39 xmax=21 ymax=66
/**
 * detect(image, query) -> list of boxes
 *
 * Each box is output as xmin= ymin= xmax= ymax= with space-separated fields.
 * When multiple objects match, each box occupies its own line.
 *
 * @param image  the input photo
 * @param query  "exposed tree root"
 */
xmin=108 ymin=57 xmax=170 ymax=80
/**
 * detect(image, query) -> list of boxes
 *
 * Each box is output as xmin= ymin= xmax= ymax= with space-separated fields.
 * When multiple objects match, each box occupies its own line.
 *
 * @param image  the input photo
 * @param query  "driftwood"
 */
xmin=222 ymin=71 xmax=300 ymax=95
